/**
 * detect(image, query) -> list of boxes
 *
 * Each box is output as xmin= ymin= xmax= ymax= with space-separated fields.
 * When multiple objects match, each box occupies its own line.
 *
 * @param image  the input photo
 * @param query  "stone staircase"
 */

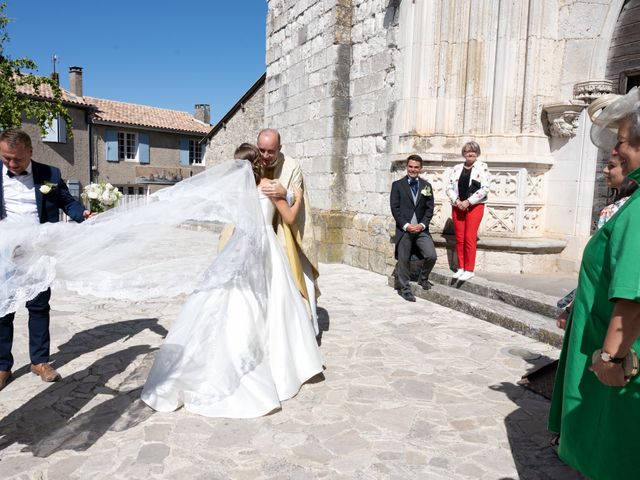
xmin=389 ymin=267 xmax=565 ymax=348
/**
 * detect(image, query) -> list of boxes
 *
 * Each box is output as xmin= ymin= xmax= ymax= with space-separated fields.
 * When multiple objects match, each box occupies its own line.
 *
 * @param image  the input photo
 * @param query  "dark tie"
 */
xmin=7 ymin=170 xmax=28 ymax=178
xmin=409 ymin=178 xmax=418 ymax=195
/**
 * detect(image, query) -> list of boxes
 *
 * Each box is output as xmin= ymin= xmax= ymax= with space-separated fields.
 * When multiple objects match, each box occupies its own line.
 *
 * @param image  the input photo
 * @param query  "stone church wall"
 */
xmin=205 ymin=82 xmax=265 ymax=167
xmin=265 ymin=0 xmax=633 ymax=275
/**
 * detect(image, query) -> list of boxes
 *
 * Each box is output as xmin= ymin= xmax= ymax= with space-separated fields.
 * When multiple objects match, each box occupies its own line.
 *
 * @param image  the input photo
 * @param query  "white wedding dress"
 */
xmin=0 ymin=160 xmax=322 ymax=418
xmin=140 ymin=192 xmax=324 ymax=418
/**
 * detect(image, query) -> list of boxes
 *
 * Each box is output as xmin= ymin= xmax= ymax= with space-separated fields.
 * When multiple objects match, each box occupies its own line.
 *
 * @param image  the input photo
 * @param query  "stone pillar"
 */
xmin=265 ymin=0 xmax=353 ymax=263
xmin=541 ymin=79 xmax=613 ymax=271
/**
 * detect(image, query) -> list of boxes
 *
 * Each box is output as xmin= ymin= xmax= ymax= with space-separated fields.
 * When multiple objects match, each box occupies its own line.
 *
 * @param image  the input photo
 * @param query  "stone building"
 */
xmin=264 ymin=0 xmax=640 ymax=275
xmin=16 ymin=67 xmax=211 ymax=196
xmin=17 ymin=80 xmax=94 ymax=198
xmin=204 ymin=74 xmax=265 ymax=166
xmin=88 ymin=95 xmax=211 ymax=194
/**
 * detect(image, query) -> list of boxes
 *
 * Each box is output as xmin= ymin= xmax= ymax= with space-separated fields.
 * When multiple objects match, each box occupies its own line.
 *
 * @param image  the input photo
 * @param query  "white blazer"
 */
xmin=445 ymin=160 xmax=490 ymax=206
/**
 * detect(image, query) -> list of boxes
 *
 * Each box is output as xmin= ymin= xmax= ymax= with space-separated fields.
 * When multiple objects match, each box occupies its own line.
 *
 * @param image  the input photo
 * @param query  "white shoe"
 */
xmin=459 ymin=271 xmax=475 ymax=281
xmin=452 ymin=269 xmax=464 ymax=279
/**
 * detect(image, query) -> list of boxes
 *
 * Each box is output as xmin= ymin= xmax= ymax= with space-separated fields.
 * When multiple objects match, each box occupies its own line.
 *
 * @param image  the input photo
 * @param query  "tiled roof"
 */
xmin=86 ymin=97 xmax=212 ymax=135
xmin=16 ymin=81 xmax=90 ymax=107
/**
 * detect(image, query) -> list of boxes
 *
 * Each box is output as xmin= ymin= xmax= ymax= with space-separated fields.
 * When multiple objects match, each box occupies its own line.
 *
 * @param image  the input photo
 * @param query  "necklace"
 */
xmin=463 ymin=164 xmax=473 ymax=170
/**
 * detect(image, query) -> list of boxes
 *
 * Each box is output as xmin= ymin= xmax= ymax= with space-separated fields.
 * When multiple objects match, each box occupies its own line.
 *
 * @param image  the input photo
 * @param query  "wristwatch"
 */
xmin=599 ymin=350 xmax=625 ymax=364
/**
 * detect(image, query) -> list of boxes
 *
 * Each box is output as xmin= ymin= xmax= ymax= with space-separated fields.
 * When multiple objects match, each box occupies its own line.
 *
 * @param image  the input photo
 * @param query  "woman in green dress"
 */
xmin=548 ymin=89 xmax=640 ymax=480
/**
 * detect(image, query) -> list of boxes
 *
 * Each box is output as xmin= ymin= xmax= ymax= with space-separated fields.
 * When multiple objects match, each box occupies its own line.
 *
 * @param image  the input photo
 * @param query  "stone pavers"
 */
xmin=0 ymin=263 xmax=583 ymax=479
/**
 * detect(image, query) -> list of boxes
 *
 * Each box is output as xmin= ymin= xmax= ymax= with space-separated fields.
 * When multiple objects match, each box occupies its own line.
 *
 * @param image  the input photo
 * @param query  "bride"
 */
xmin=0 ymin=145 xmax=323 ymax=418
xmin=141 ymin=144 xmax=324 ymax=417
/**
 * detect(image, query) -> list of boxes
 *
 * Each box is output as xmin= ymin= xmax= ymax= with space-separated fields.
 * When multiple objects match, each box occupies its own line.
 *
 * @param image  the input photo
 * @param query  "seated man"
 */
xmin=390 ymin=154 xmax=437 ymax=302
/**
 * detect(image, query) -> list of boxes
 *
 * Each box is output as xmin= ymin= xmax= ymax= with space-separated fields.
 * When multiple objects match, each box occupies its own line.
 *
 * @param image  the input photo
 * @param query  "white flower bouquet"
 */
xmin=81 ymin=182 xmax=123 ymax=213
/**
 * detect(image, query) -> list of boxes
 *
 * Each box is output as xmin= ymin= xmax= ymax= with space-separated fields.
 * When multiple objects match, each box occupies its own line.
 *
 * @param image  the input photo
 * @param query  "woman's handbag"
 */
xmin=468 ymin=179 xmax=482 ymax=195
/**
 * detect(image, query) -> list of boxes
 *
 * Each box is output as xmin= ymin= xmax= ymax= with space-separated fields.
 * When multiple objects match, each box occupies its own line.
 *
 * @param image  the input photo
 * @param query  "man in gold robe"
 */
xmin=257 ymin=129 xmax=320 ymax=334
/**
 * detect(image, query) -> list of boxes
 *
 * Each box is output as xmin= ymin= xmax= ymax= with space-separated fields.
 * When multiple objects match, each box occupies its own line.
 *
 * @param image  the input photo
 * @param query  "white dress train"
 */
xmin=141 ymin=192 xmax=324 ymax=417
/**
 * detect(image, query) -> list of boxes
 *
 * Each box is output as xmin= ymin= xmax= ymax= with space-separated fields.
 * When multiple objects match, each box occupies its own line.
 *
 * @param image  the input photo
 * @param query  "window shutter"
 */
xmin=138 ymin=133 xmax=150 ymax=164
xmin=58 ymin=116 xmax=67 ymax=143
xmin=105 ymin=129 xmax=118 ymax=162
xmin=180 ymin=137 xmax=189 ymax=166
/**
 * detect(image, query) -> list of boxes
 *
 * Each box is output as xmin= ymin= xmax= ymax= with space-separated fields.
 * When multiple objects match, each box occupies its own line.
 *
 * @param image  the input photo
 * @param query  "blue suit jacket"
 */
xmin=390 ymin=175 xmax=435 ymax=258
xmin=0 ymin=160 xmax=85 ymax=224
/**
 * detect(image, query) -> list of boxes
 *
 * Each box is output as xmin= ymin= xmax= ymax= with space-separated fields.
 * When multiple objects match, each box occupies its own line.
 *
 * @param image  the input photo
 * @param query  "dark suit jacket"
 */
xmin=0 ymin=160 xmax=85 ymax=224
xmin=390 ymin=175 xmax=434 ymax=257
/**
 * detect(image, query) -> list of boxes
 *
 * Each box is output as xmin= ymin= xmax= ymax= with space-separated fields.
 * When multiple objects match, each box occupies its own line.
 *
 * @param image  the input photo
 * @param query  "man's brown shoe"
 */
xmin=0 ymin=370 xmax=11 ymax=391
xmin=30 ymin=363 xmax=61 ymax=382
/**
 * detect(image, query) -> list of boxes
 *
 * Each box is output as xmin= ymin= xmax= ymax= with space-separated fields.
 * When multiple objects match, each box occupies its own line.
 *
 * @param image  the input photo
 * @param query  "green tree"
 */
xmin=0 ymin=2 xmax=72 ymax=135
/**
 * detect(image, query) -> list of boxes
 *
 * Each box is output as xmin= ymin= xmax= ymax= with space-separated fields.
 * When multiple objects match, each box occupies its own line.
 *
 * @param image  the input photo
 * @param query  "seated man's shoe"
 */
xmin=31 ymin=363 xmax=61 ymax=382
xmin=0 ymin=370 xmax=11 ymax=391
xmin=399 ymin=289 xmax=416 ymax=302
xmin=418 ymin=280 xmax=433 ymax=290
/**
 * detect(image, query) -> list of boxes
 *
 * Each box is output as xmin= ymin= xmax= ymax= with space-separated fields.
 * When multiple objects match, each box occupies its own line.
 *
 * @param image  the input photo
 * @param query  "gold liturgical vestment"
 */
xmin=218 ymin=154 xmax=319 ymax=324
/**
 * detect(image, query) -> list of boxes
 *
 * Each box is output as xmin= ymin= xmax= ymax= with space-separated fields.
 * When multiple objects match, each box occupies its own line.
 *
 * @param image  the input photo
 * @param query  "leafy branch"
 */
xmin=0 ymin=2 xmax=73 ymax=136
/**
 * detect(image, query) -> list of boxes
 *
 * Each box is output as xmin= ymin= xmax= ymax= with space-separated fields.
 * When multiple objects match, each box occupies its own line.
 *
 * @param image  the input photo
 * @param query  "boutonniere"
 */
xmin=39 ymin=181 xmax=57 ymax=195
xmin=421 ymin=185 xmax=432 ymax=197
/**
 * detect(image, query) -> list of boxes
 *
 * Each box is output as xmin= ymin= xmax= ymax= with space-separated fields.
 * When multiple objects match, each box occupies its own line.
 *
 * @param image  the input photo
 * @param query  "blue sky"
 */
xmin=4 ymin=1 xmax=268 ymax=124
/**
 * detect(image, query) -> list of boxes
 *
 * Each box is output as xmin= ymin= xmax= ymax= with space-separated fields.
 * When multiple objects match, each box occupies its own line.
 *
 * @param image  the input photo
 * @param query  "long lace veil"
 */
xmin=0 ymin=160 xmax=268 ymax=317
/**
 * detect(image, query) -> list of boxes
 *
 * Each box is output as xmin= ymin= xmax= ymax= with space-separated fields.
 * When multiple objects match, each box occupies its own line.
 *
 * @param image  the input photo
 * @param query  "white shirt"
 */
xmin=2 ymin=162 xmax=39 ymax=224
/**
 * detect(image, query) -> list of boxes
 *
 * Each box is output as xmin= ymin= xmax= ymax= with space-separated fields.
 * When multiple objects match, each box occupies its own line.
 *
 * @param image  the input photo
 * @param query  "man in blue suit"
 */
xmin=390 ymin=154 xmax=437 ymax=302
xmin=0 ymin=128 xmax=90 ymax=391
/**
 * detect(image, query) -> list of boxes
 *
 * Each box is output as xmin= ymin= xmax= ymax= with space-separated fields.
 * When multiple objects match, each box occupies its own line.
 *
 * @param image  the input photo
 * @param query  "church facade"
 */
xmin=264 ymin=0 xmax=640 ymax=275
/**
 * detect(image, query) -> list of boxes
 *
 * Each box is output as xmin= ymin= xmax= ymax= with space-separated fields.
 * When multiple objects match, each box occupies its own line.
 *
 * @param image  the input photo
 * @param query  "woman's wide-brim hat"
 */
xmin=589 ymin=87 xmax=640 ymax=152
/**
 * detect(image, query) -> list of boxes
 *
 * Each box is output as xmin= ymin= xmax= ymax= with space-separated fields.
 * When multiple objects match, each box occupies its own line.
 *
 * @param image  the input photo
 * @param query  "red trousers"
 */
xmin=452 ymin=203 xmax=484 ymax=272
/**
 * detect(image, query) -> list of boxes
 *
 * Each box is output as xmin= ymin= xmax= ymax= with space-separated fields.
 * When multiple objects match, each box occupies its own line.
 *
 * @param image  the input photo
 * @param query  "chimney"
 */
xmin=194 ymin=104 xmax=211 ymax=124
xmin=69 ymin=66 xmax=83 ymax=96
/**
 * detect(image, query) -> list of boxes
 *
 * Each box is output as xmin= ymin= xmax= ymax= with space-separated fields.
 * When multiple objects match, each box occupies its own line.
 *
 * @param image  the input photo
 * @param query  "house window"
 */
xmin=189 ymin=139 xmax=203 ymax=165
xmin=626 ymin=73 xmax=640 ymax=92
xmin=42 ymin=115 xmax=67 ymax=143
xmin=118 ymin=132 xmax=138 ymax=161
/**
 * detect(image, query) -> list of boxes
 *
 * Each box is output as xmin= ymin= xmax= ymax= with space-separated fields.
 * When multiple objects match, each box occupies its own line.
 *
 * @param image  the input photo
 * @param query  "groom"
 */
xmin=257 ymin=128 xmax=320 ymax=333
xmin=0 ymin=128 xmax=90 ymax=391
xmin=390 ymin=154 xmax=437 ymax=302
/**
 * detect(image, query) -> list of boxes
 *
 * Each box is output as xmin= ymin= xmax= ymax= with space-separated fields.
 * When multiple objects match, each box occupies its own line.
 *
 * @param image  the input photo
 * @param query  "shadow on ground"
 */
xmin=0 ymin=318 xmax=165 ymax=457
xmin=491 ymin=351 xmax=586 ymax=480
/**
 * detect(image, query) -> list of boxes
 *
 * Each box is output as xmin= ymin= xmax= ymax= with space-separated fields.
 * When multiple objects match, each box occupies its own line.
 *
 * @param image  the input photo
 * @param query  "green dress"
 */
xmin=549 ymin=167 xmax=640 ymax=480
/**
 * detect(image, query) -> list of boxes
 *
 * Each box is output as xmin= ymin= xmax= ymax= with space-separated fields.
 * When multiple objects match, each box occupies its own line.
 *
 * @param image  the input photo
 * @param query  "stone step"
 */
xmin=407 ymin=282 xmax=564 ymax=348
xmin=389 ymin=267 xmax=566 ymax=347
xmin=427 ymin=268 xmax=563 ymax=319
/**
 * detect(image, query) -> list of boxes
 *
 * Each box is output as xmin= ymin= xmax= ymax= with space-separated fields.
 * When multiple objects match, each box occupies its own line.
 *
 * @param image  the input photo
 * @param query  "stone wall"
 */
xmin=265 ymin=0 xmax=632 ymax=275
xmin=205 ymin=82 xmax=265 ymax=166
xmin=266 ymin=0 xmax=399 ymax=275
xmin=22 ymin=106 xmax=91 ymax=188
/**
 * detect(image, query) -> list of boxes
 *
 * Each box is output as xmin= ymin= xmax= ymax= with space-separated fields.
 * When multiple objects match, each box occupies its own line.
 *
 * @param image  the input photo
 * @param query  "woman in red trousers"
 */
xmin=445 ymin=141 xmax=490 ymax=281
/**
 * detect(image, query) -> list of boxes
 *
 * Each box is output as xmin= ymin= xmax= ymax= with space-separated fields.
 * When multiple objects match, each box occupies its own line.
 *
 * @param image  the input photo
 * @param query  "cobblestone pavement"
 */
xmin=0 ymin=263 xmax=584 ymax=480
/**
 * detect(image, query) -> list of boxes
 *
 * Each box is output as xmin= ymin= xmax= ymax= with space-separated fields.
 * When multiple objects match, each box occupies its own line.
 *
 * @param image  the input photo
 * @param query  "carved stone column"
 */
xmin=573 ymin=80 xmax=614 ymax=104
xmin=542 ymin=102 xmax=585 ymax=138
xmin=542 ymin=80 xmax=614 ymax=139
